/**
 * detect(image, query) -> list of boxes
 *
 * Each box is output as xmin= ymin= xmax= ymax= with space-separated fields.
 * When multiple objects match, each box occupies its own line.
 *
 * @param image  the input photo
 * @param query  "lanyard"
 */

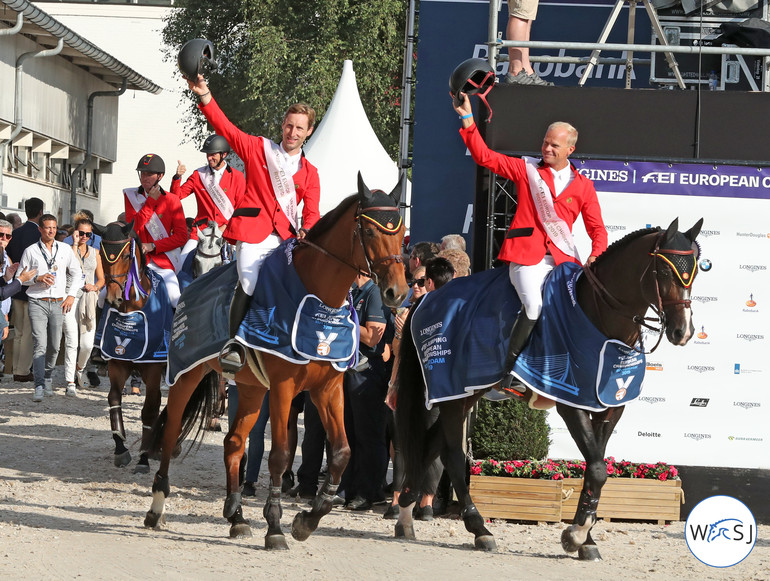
xmin=37 ymin=241 xmax=59 ymax=271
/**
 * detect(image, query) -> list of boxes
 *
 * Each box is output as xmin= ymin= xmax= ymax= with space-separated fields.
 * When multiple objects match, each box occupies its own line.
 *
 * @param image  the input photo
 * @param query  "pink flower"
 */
xmin=470 ymin=465 xmax=481 ymax=475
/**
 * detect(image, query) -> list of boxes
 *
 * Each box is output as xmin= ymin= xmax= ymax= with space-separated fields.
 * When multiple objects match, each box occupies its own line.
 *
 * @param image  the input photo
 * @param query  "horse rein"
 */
xmin=297 ymin=203 xmax=404 ymax=283
xmin=581 ymin=231 xmax=697 ymax=354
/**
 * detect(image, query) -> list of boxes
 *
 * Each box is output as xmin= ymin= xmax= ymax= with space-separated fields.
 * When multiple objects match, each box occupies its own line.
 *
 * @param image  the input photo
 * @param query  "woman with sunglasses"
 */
xmin=62 ymin=214 xmax=105 ymax=395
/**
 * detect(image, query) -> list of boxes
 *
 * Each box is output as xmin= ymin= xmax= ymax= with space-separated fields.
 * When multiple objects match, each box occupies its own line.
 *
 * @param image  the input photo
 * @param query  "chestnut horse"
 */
xmin=143 ymin=174 xmax=408 ymax=550
xmin=100 ymin=221 xmax=168 ymax=473
xmin=394 ymin=218 xmax=702 ymax=560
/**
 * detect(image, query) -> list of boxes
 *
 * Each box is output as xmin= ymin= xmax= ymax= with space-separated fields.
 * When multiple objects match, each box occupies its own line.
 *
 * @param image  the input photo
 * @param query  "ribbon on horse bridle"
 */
xmin=101 ymin=237 xmax=149 ymax=301
xmin=581 ymin=230 xmax=697 ymax=354
xmin=296 ymin=204 xmax=404 ymax=284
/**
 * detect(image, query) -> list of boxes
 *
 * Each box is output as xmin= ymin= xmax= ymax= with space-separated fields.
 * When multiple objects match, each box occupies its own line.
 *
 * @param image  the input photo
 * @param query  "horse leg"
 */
xmin=222 ymin=382 xmax=266 ymax=540
xmin=134 ymin=364 xmax=164 ymax=474
xmin=108 ymin=361 xmax=132 ymax=467
xmin=144 ymin=365 xmax=206 ymax=528
xmin=261 ymin=384 xmax=297 ymax=550
xmin=557 ymin=404 xmax=625 ymax=561
xmin=292 ymin=379 xmax=350 ymax=542
xmin=440 ymin=400 xmax=496 ymax=551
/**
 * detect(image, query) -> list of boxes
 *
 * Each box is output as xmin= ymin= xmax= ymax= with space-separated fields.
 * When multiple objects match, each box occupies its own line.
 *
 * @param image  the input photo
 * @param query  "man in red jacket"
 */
xmin=186 ymin=75 xmax=321 ymax=375
xmin=453 ymin=93 xmax=608 ymax=392
xmin=171 ymin=134 xmax=246 ymax=263
xmin=124 ymin=154 xmax=189 ymax=308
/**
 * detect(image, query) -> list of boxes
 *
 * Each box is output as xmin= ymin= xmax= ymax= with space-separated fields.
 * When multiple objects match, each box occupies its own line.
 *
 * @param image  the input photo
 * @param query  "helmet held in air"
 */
xmin=178 ymin=38 xmax=217 ymax=81
xmin=449 ymin=58 xmax=496 ymax=120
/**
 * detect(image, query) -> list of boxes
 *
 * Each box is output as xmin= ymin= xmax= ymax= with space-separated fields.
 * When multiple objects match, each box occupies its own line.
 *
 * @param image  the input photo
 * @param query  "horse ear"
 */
xmin=685 ymin=218 xmax=704 ymax=242
xmin=389 ymin=172 xmax=407 ymax=206
xmin=122 ymin=220 xmax=135 ymax=237
xmin=663 ymin=218 xmax=679 ymax=244
xmin=357 ymin=171 xmax=373 ymax=203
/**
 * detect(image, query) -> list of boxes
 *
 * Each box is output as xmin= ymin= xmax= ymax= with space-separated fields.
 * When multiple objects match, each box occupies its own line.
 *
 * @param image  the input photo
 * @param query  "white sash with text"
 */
xmin=198 ymin=168 xmax=234 ymax=220
xmin=123 ymin=188 xmax=182 ymax=271
xmin=263 ymin=138 xmax=298 ymax=231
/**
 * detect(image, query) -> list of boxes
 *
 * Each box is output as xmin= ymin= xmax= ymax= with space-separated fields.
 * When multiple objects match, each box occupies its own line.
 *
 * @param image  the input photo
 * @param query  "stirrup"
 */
xmin=218 ymin=340 xmax=246 ymax=379
xmin=500 ymin=371 xmax=526 ymax=395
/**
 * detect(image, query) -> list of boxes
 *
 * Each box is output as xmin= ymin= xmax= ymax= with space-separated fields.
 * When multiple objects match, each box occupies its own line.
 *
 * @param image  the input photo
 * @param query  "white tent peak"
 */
xmin=304 ymin=60 xmax=408 ymax=215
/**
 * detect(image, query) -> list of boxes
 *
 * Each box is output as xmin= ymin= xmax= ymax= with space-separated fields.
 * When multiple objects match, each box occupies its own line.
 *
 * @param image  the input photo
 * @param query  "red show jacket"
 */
xmin=124 ymin=188 xmax=189 ymax=271
xmin=460 ymin=123 xmax=607 ymax=266
xmin=199 ymin=98 xmax=321 ymax=244
xmin=170 ymin=164 xmax=246 ymax=243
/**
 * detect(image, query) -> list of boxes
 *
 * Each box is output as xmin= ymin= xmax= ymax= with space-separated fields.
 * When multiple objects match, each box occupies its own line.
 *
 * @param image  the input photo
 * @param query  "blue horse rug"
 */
xmin=96 ymin=268 xmax=173 ymax=363
xmin=410 ymin=262 xmax=646 ymax=412
xmin=236 ymin=240 xmax=358 ymax=372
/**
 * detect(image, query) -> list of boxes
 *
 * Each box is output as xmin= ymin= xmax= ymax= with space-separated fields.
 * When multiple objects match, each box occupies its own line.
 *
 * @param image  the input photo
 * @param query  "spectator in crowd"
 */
xmin=63 ymin=209 xmax=102 ymax=250
xmin=440 ymin=233 xmax=466 ymax=252
xmin=56 ymin=226 xmax=70 ymax=242
xmin=503 ymin=0 xmax=553 ymax=86
xmin=408 ymin=241 xmax=440 ymax=280
xmin=20 ymin=214 xmax=83 ymax=401
xmin=6 ymin=213 xmax=22 ymax=230
xmin=62 ymin=214 xmax=105 ymax=395
xmin=6 ymin=197 xmax=44 ymax=383
xmin=0 ymin=220 xmax=37 ymax=354
xmin=438 ymin=248 xmax=471 ymax=277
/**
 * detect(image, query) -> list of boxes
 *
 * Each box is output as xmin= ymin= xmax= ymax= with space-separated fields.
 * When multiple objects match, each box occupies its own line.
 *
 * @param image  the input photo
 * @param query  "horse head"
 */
xmin=192 ymin=219 xmax=225 ymax=278
xmin=100 ymin=220 xmax=146 ymax=309
xmin=355 ymin=172 xmax=409 ymax=308
xmin=652 ymin=217 xmax=703 ymax=346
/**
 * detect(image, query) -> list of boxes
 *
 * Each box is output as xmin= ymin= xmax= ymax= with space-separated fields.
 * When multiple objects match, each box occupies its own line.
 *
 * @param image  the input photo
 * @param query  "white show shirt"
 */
xmin=21 ymin=240 xmax=83 ymax=299
xmin=550 ymin=164 xmax=574 ymax=197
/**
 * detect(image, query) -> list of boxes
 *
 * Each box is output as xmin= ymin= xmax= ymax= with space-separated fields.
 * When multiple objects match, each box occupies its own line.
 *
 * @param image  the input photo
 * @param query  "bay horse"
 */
xmin=143 ymin=174 xmax=408 ymax=550
xmin=100 ymin=221 xmax=168 ymax=474
xmin=394 ymin=218 xmax=702 ymax=560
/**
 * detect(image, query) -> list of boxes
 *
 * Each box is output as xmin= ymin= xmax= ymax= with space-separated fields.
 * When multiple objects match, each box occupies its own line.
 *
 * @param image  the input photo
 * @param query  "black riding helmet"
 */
xmin=449 ymin=57 xmax=496 ymax=120
xmin=200 ymin=134 xmax=231 ymax=154
xmin=178 ymin=38 xmax=217 ymax=81
xmin=136 ymin=153 xmax=165 ymax=174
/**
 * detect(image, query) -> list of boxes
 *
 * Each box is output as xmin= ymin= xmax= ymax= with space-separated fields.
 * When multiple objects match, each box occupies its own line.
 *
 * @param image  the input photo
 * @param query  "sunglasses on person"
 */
xmin=0 ymin=232 xmax=11 ymax=240
xmin=414 ymin=277 xmax=427 ymax=288
xmin=78 ymin=231 xmax=93 ymax=239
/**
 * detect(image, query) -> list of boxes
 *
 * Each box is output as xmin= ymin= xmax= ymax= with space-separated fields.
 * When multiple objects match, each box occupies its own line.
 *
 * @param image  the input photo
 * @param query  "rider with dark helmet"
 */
xmin=185 ymin=69 xmax=321 ymax=378
xmin=452 ymin=87 xmax=607 ymax=393
xmin=124 ymin=153 xmax=188 ymax=308
xmin=171 ymin=134 xmax=246 ymax=263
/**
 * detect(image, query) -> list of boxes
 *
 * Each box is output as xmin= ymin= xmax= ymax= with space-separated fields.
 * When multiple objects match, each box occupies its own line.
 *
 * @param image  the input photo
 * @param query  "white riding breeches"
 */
xmin=236 ymin=234 xmax=283 ymax=296
xmin=147 ymin=263 xmax=180 ymax=309
xmin=508 ymin=254 xmax=556 ymax=319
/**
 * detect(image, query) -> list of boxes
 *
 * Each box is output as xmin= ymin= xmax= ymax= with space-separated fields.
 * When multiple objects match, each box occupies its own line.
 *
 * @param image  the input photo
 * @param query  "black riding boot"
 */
xmin=218 ymin=284 xmax=251 ymax=379
xmin=499 ymin=312 xmax=538 ymax=393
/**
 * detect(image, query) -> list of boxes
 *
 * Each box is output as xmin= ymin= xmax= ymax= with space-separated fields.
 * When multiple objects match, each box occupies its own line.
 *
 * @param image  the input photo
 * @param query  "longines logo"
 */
xmin=691 ymin=296 xmax=718 ymax=303
xmin=728 ymin=435 xmax=763 ymax=442
xmin=698 ymin=229 xmax=720 ymax=237
xmin=737 ymin=333 xmax=764 ymax=342
xmin=734 ymin=401 xmax=761 ymax=410
xmin=690 ymin=398 xmax=709 ymax=407
xmin=639 ymin=396 xmax=666 ymax=404
xmin=687 ymin=365 xmax=715 ymax=373
xmin=605 ymin=224 xmax=627 ymax=232
xmin=739 ymin=264 xmax=767 ymax=272
xmin=638 ymin=431 xmax=661 ymax=437
xmin=685 ymin=432 xmax=712 ymax=441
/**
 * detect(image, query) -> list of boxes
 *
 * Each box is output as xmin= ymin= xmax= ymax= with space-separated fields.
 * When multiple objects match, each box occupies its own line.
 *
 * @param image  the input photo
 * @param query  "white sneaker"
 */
xmin=44 ymin=379 xmax=53 ymax=396
xmin=33 ymin=385 xmax=44 ymax=402
xmin=66 ymin=382 xmax=77 ymax=397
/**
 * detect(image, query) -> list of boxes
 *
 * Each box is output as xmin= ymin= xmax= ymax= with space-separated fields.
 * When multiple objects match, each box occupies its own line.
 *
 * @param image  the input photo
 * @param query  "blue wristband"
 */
xmin=460 ymin=113 xmax=473 ymax=120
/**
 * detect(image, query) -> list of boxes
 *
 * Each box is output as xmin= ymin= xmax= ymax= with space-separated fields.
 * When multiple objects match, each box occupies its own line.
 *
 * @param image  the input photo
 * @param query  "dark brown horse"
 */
xmin=394 ymin=218 xmax=702 ymax=559
xmin=143 ymin=174 xmax=408 ymax=549
xmin=100 ymin=221 xmax=168 ymax=473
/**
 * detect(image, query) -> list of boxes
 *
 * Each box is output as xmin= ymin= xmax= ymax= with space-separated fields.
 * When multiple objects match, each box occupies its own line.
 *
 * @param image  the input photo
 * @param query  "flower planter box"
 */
xmin=470 ymin=475 xmax=683 ymax=524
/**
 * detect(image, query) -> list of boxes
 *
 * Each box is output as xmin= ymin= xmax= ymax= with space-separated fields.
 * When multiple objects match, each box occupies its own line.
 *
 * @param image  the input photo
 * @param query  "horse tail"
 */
xmin=146 ymin=370 xmax=220 ymax=458
xmin=395 ymin=305 xmax=430 ymax=491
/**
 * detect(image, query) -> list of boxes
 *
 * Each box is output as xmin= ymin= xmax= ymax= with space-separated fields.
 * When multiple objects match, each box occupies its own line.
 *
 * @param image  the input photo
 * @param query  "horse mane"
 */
xmin=305 ymin=194 xmax=359 ymax=242
xmin=591 ymin=226 xmax=660 ymax=268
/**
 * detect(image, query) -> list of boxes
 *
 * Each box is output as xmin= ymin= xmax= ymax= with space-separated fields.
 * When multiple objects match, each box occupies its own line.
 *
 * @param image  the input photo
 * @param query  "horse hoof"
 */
xmin=265 ymin=534 xmax=289 ymax=550
xmin=133 ymin=463 xmax=151 ymax=475
xmin=475 ymin=535 xmax=497 ymax=552
xmin=561 ymin=527 xmax=580 ymax=553
xmin=144 ymin=511 xmax=165 ymax=529
xmin=578 ymin=544 xmax=602 ymax=561
xmin=394 ymin=523 xmax=416 ymax=540
xmin=114 ymin=450 xmax=131 ymax=467
xmin=290 ymin=512 xmax=313 ymax=542
xmin=229 ymin=523 xmax=252 ymax=539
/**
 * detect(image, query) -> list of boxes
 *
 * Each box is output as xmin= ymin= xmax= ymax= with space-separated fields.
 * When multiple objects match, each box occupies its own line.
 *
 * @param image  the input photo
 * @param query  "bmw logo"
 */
xmin=699 ymin=258 xmax=712 ymax=272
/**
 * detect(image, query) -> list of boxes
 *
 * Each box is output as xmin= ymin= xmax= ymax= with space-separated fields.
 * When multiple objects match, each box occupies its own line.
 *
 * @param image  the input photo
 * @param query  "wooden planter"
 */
xmin=470 ymin=475 xmax=683 ymax=524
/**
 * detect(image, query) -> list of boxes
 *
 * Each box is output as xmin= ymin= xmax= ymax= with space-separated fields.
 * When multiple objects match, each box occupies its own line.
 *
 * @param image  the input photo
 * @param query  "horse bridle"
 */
xmin=581 ymin=231 xmax=697 ymax=353
xmin=297 ymin=203 xmax=404 ymax=283
xmin=101 ymin=237 xmax=148 ymax=301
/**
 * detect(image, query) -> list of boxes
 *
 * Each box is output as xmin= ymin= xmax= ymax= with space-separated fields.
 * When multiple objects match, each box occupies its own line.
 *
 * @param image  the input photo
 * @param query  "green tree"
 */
xmin=163 ymin=0 xmax=407 ymax=157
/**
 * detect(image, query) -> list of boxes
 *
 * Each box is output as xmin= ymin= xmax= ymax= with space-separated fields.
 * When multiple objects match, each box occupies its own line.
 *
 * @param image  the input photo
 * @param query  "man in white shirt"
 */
xmin=20 ymin=214 xmax=83 ymax=401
